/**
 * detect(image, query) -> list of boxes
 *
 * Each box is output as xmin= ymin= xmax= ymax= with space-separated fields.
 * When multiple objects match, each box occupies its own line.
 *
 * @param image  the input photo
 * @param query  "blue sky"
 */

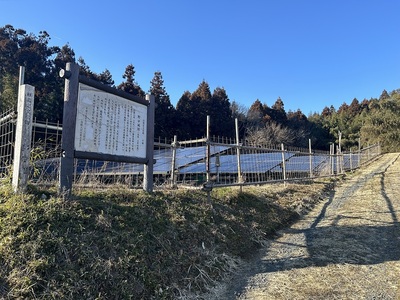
xmin=2 ymin=0 xmax=400 ymax=115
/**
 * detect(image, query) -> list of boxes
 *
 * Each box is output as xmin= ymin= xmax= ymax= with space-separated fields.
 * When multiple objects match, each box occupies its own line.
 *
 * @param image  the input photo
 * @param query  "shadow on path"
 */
xmin=228 ymin=154 xmax=400 ymax=298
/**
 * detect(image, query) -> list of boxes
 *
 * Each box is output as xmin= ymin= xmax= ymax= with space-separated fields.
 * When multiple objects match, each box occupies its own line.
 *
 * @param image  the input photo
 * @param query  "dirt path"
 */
xmin=224 ymin=153 xmax=400 ymax=299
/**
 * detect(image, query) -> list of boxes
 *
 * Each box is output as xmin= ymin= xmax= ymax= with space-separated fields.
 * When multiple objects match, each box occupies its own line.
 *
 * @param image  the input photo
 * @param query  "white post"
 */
xmin=12 ymin=84 xmax=35 ymax=192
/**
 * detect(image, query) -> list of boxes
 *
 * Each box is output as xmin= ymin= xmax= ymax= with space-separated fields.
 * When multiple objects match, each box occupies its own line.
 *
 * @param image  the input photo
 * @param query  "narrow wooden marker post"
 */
xmin=12 ymin=80 xmax=35 ymax=193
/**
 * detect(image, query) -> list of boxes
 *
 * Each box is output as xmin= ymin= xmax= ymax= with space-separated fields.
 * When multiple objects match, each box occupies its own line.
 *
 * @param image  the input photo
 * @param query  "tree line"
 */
xmin=1 ymin=25 xmax=399 ymax=152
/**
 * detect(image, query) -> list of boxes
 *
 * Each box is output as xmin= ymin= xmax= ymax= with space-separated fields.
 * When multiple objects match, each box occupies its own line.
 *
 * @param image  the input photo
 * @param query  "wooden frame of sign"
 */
xmin=59 ymin=63 xmax=155 ymax=197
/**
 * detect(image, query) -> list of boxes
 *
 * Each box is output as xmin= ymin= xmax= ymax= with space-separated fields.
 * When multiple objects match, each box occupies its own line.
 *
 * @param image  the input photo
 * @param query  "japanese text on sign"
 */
xmin=75 ymin=84 xmax=147 ymax=159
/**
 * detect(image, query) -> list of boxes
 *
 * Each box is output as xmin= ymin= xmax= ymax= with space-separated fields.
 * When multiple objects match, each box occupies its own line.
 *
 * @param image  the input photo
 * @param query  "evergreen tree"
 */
xmin=78 ymin=57 xmax=94 ymax=78
xmin=117 ymin=64 xmax=145 ymax=97
xmin=270 ymin=97 xmax=287 ymax=124
xmin=247 ymin=99 xmax=264 ymax=129
xmin=208 ymin=87 xmax=234 ymax=137
xmin=379 ymin=89 xmax=390 ymax=101
xmin=0 ymin=25 xmax=61 ymax=120
xmin=348 ymin=98 xmax=361 ymax=117
xmin=360 ymin=96 xmax=400 ymax=152
xmin=0 ymin=25 xmax=22 ymax=75
xmin=0 ymin=73 xmax=18 ymax=111
xmin=149 ymin=71 xmax=176 ymax=139
xmin=175 ymin=91 xmax=193 ymax=139
xmin=78 ymin=58 xmax=114 ymax=86
xmin=321 ymin=106 xmax=332 ymax=117
xmin=230 ymin=100 xmax=248 ymax=139
xmin=191 ymin=80 xmax=211 ymax=101
xmin=360 ymin=99 xmax=370 ymax=112
xmin=175 ymin=81 xmax=212 ymax=139
xmin=98 ymin=69 xmax=114 ymax=86
xmin=307 ymin=113 xmax=333 ymax=150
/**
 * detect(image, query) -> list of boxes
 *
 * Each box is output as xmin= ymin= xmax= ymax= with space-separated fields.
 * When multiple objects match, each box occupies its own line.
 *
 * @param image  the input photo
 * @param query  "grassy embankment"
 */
xmin=0 ymin=178 xmax=334 ymax=299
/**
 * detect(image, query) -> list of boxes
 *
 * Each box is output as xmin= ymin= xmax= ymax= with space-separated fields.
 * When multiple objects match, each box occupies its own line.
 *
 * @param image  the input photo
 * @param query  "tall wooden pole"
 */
xmin=143 ymin=94 xmax=155 ymax=192
xmin=59 ymin=62 xmax=79 ymax=198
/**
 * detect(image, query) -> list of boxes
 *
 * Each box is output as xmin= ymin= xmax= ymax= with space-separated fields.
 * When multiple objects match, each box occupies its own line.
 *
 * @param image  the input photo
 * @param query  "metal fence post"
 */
xmin=206 ymin=115 xmax=211 ymax=183
xmin=330 ymin=143 xmax=334 ymax=175
xmin=170 ymin=135 xmax=178 ymax=188
xmin=309 ymin=139 xmax=313 ymax=178
xmin=349 ymin=149 xmax=353 ymax=170
xmin=281 ymin=143 xmax=286 ymax=183
xmin=235 ymin=118 xmax=242 ymax=185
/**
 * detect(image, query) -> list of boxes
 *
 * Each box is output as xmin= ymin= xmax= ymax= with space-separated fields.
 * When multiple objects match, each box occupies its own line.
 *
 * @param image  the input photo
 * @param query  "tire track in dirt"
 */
xmin=223 ymin=153 xmax=400 ymax=300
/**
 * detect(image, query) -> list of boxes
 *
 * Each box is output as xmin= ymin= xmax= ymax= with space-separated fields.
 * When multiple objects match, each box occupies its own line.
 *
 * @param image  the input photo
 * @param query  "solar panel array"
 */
xmin=70 ymin=139 xmax=370 ymax=187
xmin=30 ymin=134 xmax=380 ymax=188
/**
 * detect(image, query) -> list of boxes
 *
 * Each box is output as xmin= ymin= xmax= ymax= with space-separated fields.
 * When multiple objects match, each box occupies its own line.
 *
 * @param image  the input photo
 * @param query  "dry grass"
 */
xmin=230 ymin=153 xmax=400 ymax=299
xmin=3 ymin=154 xmax=396 ymax=299
xmin=0 ymin=175 xmax=332 ymax=299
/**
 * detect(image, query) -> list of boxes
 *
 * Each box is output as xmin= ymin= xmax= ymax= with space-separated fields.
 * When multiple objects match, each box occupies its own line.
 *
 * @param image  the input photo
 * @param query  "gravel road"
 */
xmin=223 ymin=153 xmax=400 ymax=299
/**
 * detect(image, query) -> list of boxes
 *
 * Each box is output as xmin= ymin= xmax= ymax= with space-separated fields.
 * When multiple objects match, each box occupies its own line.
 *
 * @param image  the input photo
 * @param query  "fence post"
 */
xmin=143 ymin=94 xmax=155 ymax=192
xmin=281 ymin=143 xmax=286 ymax=184
xmin=59 ymin=62 xmax=80 ymax=198
xmin=349 ymin=149 xmax=353 ymax=170
xmin=309 ymin=139 xmax=313 ymax=178
xmin=170 ymin=135 xmax=178 ymax=188
xmin=336 ymin=145 xmax=341 ymax=174
xmin=330 ymin=143 xmax=334 ymax=175
xmin=12 ymin=83 xmax=35 ymax=193
xmin=206 ymin=115 xmax=211 ymax=183
xmin=235 ymin=118 xmax=242 ymax=186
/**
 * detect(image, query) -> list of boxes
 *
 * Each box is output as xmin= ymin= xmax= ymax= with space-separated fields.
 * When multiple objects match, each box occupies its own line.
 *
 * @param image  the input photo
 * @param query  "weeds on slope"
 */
xmin=0 ymin=180 xmax=332 ymax=299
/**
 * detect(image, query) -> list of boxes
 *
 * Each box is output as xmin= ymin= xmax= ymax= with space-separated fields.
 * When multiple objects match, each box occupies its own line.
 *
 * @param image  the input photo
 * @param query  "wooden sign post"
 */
xmin=59 ymin=62 xmax=154 ymax=197
xmin=12 ymin=83 xmax=35 ymax=192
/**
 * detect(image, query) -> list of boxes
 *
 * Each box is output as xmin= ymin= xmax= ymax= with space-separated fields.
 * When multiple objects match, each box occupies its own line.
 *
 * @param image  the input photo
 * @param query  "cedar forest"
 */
xmin=1 ymin=25 xmax=399 ymax=152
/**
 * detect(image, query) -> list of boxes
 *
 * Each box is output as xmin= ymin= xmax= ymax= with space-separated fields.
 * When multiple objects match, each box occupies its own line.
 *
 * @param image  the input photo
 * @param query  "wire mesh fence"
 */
xmin=0 ymin=115 xmax=382 ymax=190
xmin=0 ymin=109 xmax=16 ymax=177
